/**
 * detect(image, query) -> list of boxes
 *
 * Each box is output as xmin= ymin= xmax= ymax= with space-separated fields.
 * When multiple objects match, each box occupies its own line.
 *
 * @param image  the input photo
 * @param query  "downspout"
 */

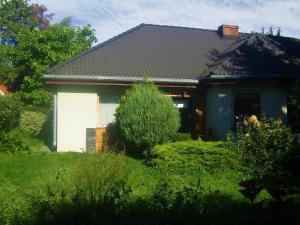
xmin=53 ymin=93 xmax=57 ymax=149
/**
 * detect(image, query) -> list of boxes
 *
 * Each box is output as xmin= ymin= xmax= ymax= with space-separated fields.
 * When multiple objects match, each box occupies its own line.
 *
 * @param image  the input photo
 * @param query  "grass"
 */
xmin=0 ymin=151 xmax=243 ymax=197
xmin=1 ymin=140 xmax=299 ymax=225
xmin=0 ymin=152 xmax=160 ymax=195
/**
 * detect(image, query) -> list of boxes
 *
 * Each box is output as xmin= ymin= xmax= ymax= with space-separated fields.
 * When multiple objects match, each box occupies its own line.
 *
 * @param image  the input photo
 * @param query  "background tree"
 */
xmin=0 ymin=0 xmax=97 ymax=105
xmin=269 ymin=26 xmax=273 ymax=36
xmin=0 ymin=0 xmax=53 ymax=46
xmin=277 ymin=27 xmax=281 ymax=36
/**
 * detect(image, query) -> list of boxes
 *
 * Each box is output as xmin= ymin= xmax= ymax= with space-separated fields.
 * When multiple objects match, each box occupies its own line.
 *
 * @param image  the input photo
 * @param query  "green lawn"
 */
xmin=0 ymin=151 xmax=242 ymax=196
xmin=1 ymin=144 xmax=299 ymax=225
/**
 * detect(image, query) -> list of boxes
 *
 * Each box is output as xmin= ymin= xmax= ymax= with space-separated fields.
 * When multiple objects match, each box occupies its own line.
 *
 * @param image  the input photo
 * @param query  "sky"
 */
xmin=31 ymin=0 xmax=300 ymax=43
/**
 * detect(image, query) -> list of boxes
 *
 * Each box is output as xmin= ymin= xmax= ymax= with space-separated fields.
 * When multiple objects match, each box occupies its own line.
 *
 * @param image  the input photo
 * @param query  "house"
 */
xmin=0 ymin=83 xmax=11 ymax=96
xmin=43 ymin=24 xmax=300 ymax=152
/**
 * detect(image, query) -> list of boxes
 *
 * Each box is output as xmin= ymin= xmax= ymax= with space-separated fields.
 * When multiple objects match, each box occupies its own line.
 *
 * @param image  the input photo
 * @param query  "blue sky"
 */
xmin=32 ymin=0 xmax=300 ymax=43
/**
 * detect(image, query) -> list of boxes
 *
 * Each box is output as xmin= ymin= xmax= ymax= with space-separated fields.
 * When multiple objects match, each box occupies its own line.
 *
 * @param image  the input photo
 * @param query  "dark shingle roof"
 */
xmin=46 ymin=23 xmax=300 ymax=81
xmin=204 ymin=34 xmax=300 ymax=77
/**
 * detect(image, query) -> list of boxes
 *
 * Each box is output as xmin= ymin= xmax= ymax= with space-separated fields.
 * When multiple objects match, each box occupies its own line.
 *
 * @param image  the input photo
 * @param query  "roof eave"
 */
xmin=43 ymin=74 xmax=199 ymax=85
xmin=199 ymin=74 xmax=298 ymax=81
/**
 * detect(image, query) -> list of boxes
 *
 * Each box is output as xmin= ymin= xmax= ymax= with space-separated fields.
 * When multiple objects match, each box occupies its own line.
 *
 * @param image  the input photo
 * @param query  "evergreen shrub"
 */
xmin=115 ymin=81 xmax=180 ymax=151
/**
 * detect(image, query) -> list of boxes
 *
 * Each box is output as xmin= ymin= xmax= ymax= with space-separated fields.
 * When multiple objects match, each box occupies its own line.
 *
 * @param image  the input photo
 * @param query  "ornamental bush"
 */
xmin=237 ymin=115 xmax=293 ymax=178
xmin=19 ymin=111 xmax=47 ymax=136
xmin=0 ymin=95 xmax=22 ymax=132
xmin=115 ymin=81 xmax=180 ymax=151
xmin=150 ymin=140 xmax=240 ymax=172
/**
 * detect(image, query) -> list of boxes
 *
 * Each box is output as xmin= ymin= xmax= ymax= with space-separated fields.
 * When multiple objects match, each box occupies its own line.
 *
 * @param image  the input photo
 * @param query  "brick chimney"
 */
xmin=218 ymin=24 xmax=239 ymax=36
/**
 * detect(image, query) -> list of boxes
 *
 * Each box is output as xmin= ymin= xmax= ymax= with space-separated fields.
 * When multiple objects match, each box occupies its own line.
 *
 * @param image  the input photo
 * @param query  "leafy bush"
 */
xmin=0 ymin=95 xmax=22 ymax=132
xmin=0 ymin=130 xmax=30 ymax=153
xmin=237 ymin=115 xmax=293 ymax=178
xmin=116 ymin=81 xmax=180 ymax=151
xmin=19 ymin=111 xmax=47 ymax=136
xmin=150 ymin=140 xmax=240 ymax=172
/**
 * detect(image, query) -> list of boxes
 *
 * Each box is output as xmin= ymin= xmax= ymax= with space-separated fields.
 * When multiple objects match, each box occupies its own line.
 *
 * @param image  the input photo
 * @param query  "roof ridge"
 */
xmin=47 ymin=23 xmax=147 ymax=74
xmin=142 ymin=23 xmax=217 ymax=33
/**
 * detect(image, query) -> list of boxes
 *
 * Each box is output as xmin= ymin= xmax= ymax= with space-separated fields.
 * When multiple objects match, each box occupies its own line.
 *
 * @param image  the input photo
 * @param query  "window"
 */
xmin=98 ymin=93 xmax=121 ymax=127
xmin=234 ymin=92 xmax=260 ymax=126
xmin=173 ymin=98 xmax=195 ymax=133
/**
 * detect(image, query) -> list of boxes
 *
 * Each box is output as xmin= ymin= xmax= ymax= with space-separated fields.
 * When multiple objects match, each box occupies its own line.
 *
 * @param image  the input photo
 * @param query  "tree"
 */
xmin=269 ymin=26 xmax=273 ymax=36
xmin=12 ymin=21 xmax=97 ymax=105
xmin=0 ymin=0 xmax=53 ymax=45
xmin=276 ymin=27 xmax=281 ymax=36
xmin=115 ymin=80 xmax=180 ymax=152
xmin=0 ymin=0 xmax=97 ymax=105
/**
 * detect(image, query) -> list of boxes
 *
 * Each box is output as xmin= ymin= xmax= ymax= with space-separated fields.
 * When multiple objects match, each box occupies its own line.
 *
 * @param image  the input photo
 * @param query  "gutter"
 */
xmin=43 ymin=74 xmax=199 ymax=84
xmin=199 ymin=74 xmax=298 ymax=81
xmin=53 ymin=93 xmax=57 ymax=148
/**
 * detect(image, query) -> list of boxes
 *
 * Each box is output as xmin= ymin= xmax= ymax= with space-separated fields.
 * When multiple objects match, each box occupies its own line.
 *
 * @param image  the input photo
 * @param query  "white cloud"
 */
xmin=31 ymin=0 xmax=300 ymax=43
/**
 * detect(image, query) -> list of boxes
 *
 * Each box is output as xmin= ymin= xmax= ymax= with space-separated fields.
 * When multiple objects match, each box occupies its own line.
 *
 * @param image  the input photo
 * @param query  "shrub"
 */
xmin=150 ymin=140 xmax=240 ymax=172
xmin=237 ymin=115 xmax=293 ymax=178
xmin=115 ymin=80 xmax=180 ymax=151
xmin=171 ymin=133 xmax=192 ymax=142
xmin=19 ymin=111 xmax=47 ymax=136
xmin=0 ymin=130 xmax=30 ymax=153
xmin=0 ymin=95 xmax=22 ymax=132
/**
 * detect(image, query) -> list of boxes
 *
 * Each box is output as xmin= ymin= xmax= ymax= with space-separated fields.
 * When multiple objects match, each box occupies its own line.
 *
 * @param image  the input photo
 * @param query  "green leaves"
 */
xmin=0 ymin=95 xmax=22 ymax=132
xmin=0 ymin=0 xmax=97 ymax=106
xmin=237 ymin=115 xmax=293 ymax=178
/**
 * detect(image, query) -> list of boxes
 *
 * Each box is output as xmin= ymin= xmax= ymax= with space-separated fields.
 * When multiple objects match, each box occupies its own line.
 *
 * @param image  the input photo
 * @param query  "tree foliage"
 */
xmin=0 ymin=95 xmax=22 ymax=132
xmin=115 ymin=81 xmax=180 ymax=151
xmin=0 ymin=0 xmax=53 ymax=45
xmin=0 ymin=0 xmax=97 ymax=105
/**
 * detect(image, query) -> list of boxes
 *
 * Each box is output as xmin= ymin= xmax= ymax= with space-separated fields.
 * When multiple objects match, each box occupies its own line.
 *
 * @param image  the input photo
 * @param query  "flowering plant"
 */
xmin=237 ymin=115 xmax=293 ymax=178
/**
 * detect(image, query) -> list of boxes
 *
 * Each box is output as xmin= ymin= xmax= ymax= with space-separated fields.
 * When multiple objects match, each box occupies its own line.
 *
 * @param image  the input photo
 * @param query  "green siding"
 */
xmin=206 ymin=84 xmax=287 ymax=139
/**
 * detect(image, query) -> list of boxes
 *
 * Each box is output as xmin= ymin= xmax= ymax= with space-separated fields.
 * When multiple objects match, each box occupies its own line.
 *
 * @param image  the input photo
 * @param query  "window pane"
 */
xmin=99 ymin=94 xmax=120 ymax=127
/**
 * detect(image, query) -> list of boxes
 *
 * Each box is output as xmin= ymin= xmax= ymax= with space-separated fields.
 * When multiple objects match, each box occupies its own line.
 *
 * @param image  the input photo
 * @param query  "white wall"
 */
xmin=206 ymin=84 xmax=288 ymax=140
xmin=57 ymin=89 xmax=98 ymax=152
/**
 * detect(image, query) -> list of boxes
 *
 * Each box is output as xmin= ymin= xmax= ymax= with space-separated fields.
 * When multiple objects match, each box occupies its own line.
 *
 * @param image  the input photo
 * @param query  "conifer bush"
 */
xmin=115 ymin=81 xmax=180 ymax=151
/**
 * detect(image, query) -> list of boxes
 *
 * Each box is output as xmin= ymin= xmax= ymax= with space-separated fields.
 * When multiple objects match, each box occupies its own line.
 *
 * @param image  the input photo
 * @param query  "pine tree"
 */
xmin=276 ymin=27 xmax=281 ymax=36
xmin=269 ymin=26 xmax=273 ymax=36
